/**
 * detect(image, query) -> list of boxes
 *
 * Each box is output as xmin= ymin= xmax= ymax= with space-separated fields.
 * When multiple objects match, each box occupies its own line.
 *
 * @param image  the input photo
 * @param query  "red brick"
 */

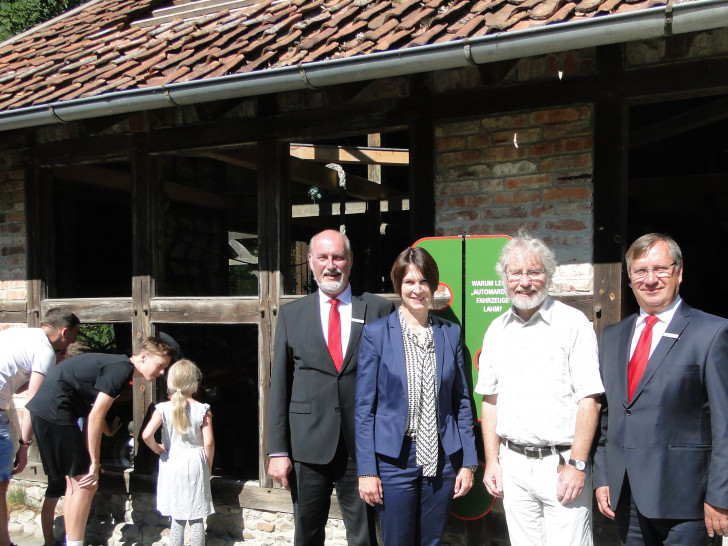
xmin=493 ymin=127 xmax=542 ymax=146
xmin=436 ymin=164 xmax=493 ymax=182
xmin=528 ymin=142 xmax=556 ymax=157
xmin=446 ymin=195 xmax=492 ymax=208
xmin=543 ymin=120 xmax=592 ymax=139
xmin=482 ymin=206 xmax=528 ymax=219
xmin=554 ymin=136 xmax=593 ymax=153
xmin=481 ymin=114 xmax=529 ymax=131
xmin=436 ymin=136 xmax=466 ymax=152
xmin=539 ymin=153 xmax=592 ymax=171
xmin=464 ymin=224 xmax=493 ymax=235
xmin=481 ymin=146 xmax=527 ymax=162
xmin=505 ymin=173 xmax=553 ymax=190
xmin=493 ymin=220 xmax=540 ymax=235
xmin=555 ymin=201 xmax=592 ymax=215
xmin=438 ymin=149 xmax=481 ymax=167
xmin=436 ymin=120 xmax=482 ymax=137
xmin=531 ymin=107 xmax=580 ymax=125
xmin=546 ymin=219 xmax=587 ymax=231
xmin=437 ymin=210 xmax=479 ymax=223
xmin=493 ymin=190 xmax=540 ymax=204
xmin=436 ymin=180 xmax=478 ymax=196
xmin=542 ymin=187 xmax=591 ymax=202
xmin=529 ymin=204 xmax=555 ymax=218
xmin=467 ymin=134 xmax=492 ymax=149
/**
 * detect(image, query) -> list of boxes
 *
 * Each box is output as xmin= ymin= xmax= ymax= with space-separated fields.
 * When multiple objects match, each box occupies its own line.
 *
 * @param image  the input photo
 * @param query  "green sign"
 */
xmin=414 ymin=235 xmax=511 ymax=520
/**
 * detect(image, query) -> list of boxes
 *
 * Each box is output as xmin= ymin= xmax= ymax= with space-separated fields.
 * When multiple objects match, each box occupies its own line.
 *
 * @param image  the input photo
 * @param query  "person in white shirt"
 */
xmin=0 ymin=308 xmax=79 ymax=546
xmin=475 ymin=232 xmax=603 ymax=546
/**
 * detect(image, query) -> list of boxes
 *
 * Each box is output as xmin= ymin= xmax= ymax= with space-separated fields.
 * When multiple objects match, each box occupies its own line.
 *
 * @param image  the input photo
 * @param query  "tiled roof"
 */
xmin=0 ymin=0 xmax=670 ymax=113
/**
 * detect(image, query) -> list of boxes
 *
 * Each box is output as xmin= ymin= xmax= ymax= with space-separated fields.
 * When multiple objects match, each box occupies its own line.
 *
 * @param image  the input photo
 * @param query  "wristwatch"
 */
xmin=464 ymin=465 xmax=479 ymax=473
xmin=568 ymin=458 xmax=586 ymax=471
xmin=18 ymin=438 xmax=32 ymax=446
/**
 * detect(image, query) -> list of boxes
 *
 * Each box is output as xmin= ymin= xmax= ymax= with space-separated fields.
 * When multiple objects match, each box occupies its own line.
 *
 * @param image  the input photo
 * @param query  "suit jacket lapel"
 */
xmin=432 ymin=317 xmax=446 ymax=393
xmin=340 ymin=295 xmax=366 ymax=373
xmin=388 ymin=312 xmax=409 ymax=399
xmin=630 ymin=303 xmax=692 ymax=405
xmin=618 ymin=315 xmax=637 ymax=405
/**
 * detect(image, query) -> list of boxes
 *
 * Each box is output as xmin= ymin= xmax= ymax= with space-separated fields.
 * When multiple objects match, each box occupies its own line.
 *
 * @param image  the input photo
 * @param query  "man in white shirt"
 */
xmin=475 ymin=232 xmax=603 ymax=546
xmin=0 ymin=307 xmax=79 ymax=546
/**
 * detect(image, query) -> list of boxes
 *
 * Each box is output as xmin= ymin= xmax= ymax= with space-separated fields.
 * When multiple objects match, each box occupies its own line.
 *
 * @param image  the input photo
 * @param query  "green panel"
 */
xmin=464 ymin=235 xmax=511 ymax=420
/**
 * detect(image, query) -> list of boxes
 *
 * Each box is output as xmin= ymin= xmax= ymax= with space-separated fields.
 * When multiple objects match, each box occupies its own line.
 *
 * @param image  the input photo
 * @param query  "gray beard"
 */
xmin=315 ymin=277 xmax=346 ymax=296
xmin=510 ymin=289 xmax=547 ymax=311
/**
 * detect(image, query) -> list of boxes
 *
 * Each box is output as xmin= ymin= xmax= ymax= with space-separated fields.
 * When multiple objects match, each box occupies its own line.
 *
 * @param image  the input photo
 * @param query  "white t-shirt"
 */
xmin=475 ymin=297 xmax=604 ymax=445
xmin=0 ymin=328 xmax=55 ymax=409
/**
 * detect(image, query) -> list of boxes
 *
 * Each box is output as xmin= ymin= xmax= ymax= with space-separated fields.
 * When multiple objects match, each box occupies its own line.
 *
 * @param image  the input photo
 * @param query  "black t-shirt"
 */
xmin=26 ymin=352 xmax=134 ymax=425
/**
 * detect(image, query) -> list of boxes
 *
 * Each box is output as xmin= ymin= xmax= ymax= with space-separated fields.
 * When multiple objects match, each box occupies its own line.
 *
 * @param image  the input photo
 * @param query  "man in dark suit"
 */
xmin=267 ymin=229 xmax=394 ymax=546
xmin=594 ymin=233 xmax=728 ymax=545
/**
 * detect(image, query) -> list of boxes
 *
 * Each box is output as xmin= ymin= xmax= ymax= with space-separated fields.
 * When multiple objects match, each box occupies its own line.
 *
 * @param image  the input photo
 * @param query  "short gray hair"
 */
xmin=495 ymin=229 xmax=557 ymax=285
xmin=625 ymin=233 xmax=683 ymax=271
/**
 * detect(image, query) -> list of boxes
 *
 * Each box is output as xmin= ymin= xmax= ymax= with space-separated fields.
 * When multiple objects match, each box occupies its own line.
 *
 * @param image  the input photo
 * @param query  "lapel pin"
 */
xmin=662 ymin=333 xmax=679 ymax=339
xmin=351 ymin=318 xmax=364 ymax=323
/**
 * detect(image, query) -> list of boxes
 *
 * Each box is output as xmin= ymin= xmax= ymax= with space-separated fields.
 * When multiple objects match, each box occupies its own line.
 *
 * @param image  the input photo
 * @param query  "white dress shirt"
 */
xmin=629 ymin=296 xmax=682 ymax=360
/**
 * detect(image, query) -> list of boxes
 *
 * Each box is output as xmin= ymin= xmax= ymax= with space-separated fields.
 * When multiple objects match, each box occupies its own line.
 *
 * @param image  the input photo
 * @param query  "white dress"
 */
xmin=155 ymin=400 xmax=215 ymax=520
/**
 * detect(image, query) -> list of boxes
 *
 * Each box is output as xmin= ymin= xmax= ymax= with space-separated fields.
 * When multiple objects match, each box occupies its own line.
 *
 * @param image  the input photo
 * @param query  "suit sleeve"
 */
xmin=452 ymin=326 xmax=478 ymax=467
xmin=705 ymin=322 xmax=728 ymax=509
xmin=266 ymin=308 xmax=292 ymax=455
xmin=592 ymin=329 xmax=609 ymax=489
xmin=355 ymin=324 xmax=380 ymax=476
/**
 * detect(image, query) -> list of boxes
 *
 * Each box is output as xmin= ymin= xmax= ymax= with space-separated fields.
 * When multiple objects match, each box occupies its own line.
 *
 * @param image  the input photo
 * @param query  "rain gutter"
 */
xmin=1 ymin=0 xmax=727 ymax=132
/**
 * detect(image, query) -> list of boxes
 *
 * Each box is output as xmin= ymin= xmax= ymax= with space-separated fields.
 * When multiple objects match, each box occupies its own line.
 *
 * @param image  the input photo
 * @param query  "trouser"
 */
xmin=376 ymin=437 xmax=459 ymax=546
xmin=290 ymin=435 xmax=376 ymax=546
xmin=615 ymin=474 xmax=714 ymax=546
xmin=499 ymin=444 xmax=593 ymax=546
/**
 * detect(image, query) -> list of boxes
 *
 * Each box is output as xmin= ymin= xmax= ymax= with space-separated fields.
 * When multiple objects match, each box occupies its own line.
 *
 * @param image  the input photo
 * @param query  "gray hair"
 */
xmin=42 ymin=308 xmax=80 ymax=330
xmin=495 ymin=229 xmax=557 ymax=285
xmin=625 ymin=233 xmax=683 ymax=271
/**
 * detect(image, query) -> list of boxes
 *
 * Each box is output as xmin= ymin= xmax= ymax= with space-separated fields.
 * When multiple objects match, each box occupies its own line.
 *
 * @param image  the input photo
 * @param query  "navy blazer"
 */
xmin=355 ymin=311 xmax=478 ymax=476
xmin=593 ymin=302 xmax=728 ymax=519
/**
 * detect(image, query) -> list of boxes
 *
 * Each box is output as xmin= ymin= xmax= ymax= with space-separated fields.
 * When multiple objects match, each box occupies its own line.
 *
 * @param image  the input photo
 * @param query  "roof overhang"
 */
xmin=1 ymin=0 xmax=727 ymax=133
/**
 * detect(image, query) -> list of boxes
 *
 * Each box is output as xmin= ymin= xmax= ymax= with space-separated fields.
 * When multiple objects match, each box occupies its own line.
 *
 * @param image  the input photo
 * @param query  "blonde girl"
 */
xmin=142 ymin=359 xmax=215 ymax=546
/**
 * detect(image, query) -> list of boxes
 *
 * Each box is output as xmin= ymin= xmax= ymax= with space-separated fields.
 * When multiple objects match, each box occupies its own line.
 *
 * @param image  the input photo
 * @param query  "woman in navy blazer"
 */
xmin=355 ymin=246 xmax=478 ymax=546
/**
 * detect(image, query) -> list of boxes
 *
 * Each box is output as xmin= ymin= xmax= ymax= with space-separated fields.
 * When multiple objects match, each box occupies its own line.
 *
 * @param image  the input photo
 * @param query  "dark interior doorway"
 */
xmin=627 ymin=94 xmax=728 ymax=318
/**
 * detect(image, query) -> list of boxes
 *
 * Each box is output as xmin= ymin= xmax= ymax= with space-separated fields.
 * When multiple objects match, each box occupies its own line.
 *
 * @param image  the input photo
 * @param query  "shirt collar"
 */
xmin=637 ymin=295 xmax=682 ymax=326
xmin=505 ymin=295 xmax=553 ymax=325
xmin=317 ymin=284 xmax=352 ymax=306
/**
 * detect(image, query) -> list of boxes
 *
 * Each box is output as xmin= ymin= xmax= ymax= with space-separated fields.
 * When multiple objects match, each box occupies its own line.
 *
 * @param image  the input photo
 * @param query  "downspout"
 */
xmin=0 ymin=0 xmax=726 ymax=132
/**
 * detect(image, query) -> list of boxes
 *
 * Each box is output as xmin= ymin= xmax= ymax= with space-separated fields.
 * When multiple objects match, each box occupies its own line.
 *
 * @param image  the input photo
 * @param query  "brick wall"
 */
xmin=0 ymin=166 xmax=27 ymax=308
xmin=434 ymin=104 xmax=594 ymax=296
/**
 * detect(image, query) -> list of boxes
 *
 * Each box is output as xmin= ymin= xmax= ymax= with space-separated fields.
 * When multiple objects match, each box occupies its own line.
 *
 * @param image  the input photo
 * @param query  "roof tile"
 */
xmin=0 ymin=0 xmax=676 ymax=113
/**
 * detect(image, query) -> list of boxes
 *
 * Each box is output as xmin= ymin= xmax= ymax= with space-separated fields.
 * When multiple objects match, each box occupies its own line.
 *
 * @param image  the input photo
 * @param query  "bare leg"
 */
xmin=63 ymin=475 xmax=97 ymax=542
xmin=0 ymin=480 xmax=10 ymax=546
xmin=41 ymin=497 xmax=60 ymax=545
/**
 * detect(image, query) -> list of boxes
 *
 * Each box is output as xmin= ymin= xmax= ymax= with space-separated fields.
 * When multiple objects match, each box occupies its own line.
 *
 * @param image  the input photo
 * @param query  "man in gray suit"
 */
xmin=267 ymin=229 xmax=394 ymax=546
xmin=594 ymin=233 xmax=728 ymax=545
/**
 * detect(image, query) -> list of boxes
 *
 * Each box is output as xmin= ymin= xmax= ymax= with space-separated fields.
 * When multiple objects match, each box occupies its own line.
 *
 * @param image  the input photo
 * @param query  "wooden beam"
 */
xmin=0 ymin=301 xmax=26 ymax=323
xmin=41 ymin=298 xmax=133 ymax=323
xmin=289 ymin=143 xmax=409 ymax=166
xmin=292 ymin=199 xmax=410 ymax=218
xmin=150 ymin=297 xmax=261 ymax=323
xmin=194 ymin=149 xmax=405 ymax=200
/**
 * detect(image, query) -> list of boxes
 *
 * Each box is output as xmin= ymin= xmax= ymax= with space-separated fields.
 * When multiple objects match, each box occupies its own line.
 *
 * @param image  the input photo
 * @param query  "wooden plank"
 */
xmin=150 ymin=297 xmax=261 ymax=323
xmin=40 ymin=298 xmax=133 ymax=322
xmin=289 ymin=143 xmax=409 ymax=166
xmin=593 ymin=263 xmax=622 ymax=335
xmin=0 ymin=301 xmax=26 ymax=323
xmin=292 ymin=199 xmax=410 ymax=218
xmin=409 ymin=117 xmax=435 ymax=241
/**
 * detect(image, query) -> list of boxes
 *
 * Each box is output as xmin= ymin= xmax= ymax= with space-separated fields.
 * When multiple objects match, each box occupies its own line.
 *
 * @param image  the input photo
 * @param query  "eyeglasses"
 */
xmin=630 ymin=262 xmax=676 ymax=281
xmin=505 ymin=270 xmax=546 ymax=282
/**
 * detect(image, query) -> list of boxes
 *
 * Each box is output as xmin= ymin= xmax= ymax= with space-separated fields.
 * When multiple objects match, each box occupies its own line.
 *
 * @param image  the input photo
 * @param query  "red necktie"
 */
xmin=627 ymin=315 xmax=659 ymax=401
xmin=328 ymin=299 xmax=343 ymax=372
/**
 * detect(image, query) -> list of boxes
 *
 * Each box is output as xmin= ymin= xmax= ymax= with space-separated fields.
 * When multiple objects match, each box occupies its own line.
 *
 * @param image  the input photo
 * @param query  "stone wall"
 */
xmin=434 ymin=104 xmax=595 ymax=296
xmin=0 ymin=165 xmax=27 ymax=306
